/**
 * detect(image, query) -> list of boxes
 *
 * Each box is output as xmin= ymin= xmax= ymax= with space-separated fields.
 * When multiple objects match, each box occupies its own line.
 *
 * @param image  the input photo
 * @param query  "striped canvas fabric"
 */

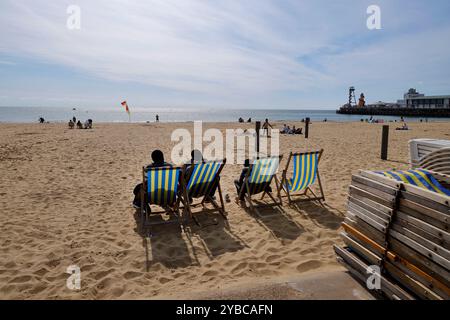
xmin=248 ymin=157 xmax=280 ymax=184
xmin=147 ymin=167 xmax=181 ymax=205
xmin=287 ymin=152 xmax=319 ymax=192
xmin=187 ymin=161 xmax=222 ymax=197
xmin=375 ymin=169 xmax=450 ymax=196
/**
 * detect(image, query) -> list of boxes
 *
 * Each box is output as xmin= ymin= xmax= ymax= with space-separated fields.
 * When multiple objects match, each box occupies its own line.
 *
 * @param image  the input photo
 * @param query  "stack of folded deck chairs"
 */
xmin=334 ymin=150 xmax=450 ymax=300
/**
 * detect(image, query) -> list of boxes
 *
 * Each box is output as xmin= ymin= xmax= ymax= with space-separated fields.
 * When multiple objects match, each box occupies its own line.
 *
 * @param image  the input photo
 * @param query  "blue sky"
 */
xmin=0 ymin=0 xmax=450 ymax=109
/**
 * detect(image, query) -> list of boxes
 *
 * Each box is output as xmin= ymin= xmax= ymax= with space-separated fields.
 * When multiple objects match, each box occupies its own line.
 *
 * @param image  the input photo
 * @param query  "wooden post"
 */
xmin=255 ymin=121 xmax=261 ymax=159
xmin=381 ymin=125 xmax=389 ymax=160
xmin=305 ymin=117 xmax=310 ymax=139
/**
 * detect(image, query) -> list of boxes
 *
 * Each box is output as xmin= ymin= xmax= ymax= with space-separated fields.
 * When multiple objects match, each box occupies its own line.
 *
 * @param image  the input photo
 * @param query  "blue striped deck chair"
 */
xmin=374 ymin=169 xmax=450 ymax=196
xmin=238 ymin=155 xmax=283 ymax=213
xmin=141 ymin=166 xmax=183 ymax=226
xmin=278 ymin=150 xmax=325 ymax=204
xmin=181 ymin=159 xmax=227 ymax=224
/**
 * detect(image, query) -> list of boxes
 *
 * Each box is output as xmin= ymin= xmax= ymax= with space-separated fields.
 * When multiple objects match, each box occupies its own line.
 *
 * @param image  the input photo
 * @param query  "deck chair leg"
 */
xmin=274 ymin=176 xmax=282 ymax=204
xmin=267 ymin=192 xmax=283 ymax=210
xmin=216 ymin=183 xmax=227 ymax=219
xmin=183 ymin=184 xmax=197 ymax=225
xmin=316 ymin=168 xmax=325 ymax=202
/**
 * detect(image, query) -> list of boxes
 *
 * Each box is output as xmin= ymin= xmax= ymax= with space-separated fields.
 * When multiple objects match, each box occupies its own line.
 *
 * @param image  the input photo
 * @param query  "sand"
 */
xmin=0 ymin=120 xmax=449 ymax=299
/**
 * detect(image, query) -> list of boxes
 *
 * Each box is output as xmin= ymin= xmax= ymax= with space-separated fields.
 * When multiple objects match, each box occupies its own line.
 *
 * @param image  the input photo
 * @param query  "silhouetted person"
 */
xmin=133 ymin=150 xmax=172 ymax=208
xmin=262 ymin=118 xmax=273 ymax=136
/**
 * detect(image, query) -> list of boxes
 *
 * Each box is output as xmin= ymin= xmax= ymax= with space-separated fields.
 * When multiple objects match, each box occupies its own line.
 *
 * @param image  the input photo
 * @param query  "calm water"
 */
xmin=1 ymin=106 xmax=449 ymax=123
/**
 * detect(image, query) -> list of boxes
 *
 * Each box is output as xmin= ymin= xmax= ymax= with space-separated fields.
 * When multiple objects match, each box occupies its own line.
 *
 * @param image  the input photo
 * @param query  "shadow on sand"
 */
xmin=186 ymin=213 xmax=248 ymax=259
xmin=288 ymin=201 xmax=344 ymax=230
xmin=134 ymin=210 xmax=247 ymax=270
xmin=134 ymin=211 xmax=198 ymax=271
xmin=243 ymin=200 xmax=305 ymax=241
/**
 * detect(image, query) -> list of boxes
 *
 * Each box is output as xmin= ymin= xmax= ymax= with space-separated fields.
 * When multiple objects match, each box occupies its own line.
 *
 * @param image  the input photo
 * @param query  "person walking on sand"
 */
xmin=156 ymin=114 xmax=159 ymax=122
xmin=262 ymin=118 xmax=273 ymax=136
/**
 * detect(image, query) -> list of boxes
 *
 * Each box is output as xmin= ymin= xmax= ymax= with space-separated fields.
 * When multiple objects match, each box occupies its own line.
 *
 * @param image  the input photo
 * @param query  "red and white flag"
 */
xmin=121 ymin=100 xmax=130 ymax=114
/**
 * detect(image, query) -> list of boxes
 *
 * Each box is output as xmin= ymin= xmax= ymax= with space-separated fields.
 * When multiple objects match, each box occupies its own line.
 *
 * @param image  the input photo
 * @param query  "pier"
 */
xmin=336 ymin=107 xmax=450 ymax=117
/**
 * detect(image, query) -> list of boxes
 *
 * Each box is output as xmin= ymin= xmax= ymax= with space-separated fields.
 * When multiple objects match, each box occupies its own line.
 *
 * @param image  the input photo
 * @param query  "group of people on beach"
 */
xmin=280 ymin=124 xmax=303 ymax=135
xmin=68 ymin=116 xmax=93 ymax=129
xmin=132 ymin=149 xmax=271 ymax=210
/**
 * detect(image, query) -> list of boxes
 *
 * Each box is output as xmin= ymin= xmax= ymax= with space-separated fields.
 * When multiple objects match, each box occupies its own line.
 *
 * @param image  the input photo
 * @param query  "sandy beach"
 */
xmin=0 ymin=120 xmax=449 ymax=299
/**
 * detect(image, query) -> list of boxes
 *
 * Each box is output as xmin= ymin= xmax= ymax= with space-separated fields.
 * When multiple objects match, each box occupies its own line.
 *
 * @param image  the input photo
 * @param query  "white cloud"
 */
xmin=0 ymin=0 xmax=449 ymax=107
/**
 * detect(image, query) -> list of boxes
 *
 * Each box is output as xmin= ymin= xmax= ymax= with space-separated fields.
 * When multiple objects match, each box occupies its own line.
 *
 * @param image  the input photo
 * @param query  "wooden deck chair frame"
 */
xmin=418 ymin=147 xmax=450 ymax=175
xmin=278 ymin=149 xmax=325 ymax=205
xmin=238 ymin=155 xmax=283 ymax=216
xmin=140 ymin=166 xmax=185 ymax=227
xmin=179 ymin=159 xmax=227 ymax=225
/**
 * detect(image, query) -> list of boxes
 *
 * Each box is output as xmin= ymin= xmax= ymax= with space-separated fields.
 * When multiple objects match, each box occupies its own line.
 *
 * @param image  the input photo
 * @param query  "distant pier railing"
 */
xmin=336 ymin=107 xmax=450 ymax=118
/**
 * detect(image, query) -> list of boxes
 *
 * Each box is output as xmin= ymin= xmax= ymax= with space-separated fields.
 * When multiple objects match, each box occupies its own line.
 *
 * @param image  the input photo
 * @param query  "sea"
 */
xmin=1 ymin=106 xmax=449 ymax=123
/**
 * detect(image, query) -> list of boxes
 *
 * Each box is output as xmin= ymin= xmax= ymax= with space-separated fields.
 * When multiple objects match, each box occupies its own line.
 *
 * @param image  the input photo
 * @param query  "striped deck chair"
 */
xmin=375 ymin=169 xmax=450 ymax=196
xmin=278 ymin=150 xmax=325 ymax=204
xmin=141 ymin=166 xmax=183 ymax=226
xmin=237 ymin=156 xmax=283 ymax=214
xmin=181 ymin=159 xmax=227 ymax=224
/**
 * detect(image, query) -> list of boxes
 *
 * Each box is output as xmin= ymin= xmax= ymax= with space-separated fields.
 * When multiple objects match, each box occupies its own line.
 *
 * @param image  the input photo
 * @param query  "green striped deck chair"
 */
xmin=141 ymin=166 xmax=183 ymax=226
xmin=278 ymin=150 xmax=325 ymax=204
xmin=238 ymin=155 xmax=283 ymax=213
xmin=181 ymin=159 xmax=227 ymax=224
xmin=375 ymin=169 xmax=450 ymax=196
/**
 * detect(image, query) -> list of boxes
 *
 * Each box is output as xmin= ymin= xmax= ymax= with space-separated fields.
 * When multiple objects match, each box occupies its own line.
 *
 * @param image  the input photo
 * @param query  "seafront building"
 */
xmin=337 ymin=88 xmax=450 ymax=117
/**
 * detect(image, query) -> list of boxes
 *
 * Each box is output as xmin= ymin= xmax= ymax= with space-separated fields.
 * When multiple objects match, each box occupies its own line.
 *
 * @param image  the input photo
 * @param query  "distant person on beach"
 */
xmin=262 ymin=118 xmax=273 ymax=136
xmin=247 ymin=118 xmax=252 ymax=123
xmin=76 ymin=120 xmax=83 ymax=129
xmin=396 ymin=122 xmax=409 ymax=131
xmin=68 ymin=120 xmax=74 ymax=129
xmin=39 ymin=117 xmax=45 ymax=124
xmin=73 ymin=116 xmax=76 ymax=124
xmin=280 ymin=124 xmax=288 ymax=134
xmin=156 ymin=114 xmax=159 ymax=122
xmin=132 ymin=150 xmax=172 ymax=209
xmin=291 ymin=125 xmax=302 ymax=135
xmin=238 ymin=117 xmax=244 ymax=123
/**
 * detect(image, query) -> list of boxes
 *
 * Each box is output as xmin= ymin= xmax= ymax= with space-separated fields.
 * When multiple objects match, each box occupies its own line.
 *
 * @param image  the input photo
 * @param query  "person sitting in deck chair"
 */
xmin=185 ymin=149 xmax=219 ymax=202
xmin=132 ymin=150 xmax=172 ymax=209
xmin=234 ymin=159 xmax=272 ymax=201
